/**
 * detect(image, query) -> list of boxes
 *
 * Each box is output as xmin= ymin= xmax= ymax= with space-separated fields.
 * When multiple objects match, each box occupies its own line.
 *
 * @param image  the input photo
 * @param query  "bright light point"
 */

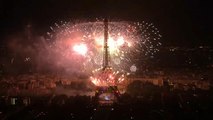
xmin=117 ymin=37 xmax=124 ymax=46
xmin=95 ymin=37 xmax=104 ymax=47
xmin=109 ymin=37 xmax=116 ymax=52
xmin=127 ymin=42 xmax=132 ymax=47
xmin=73 ymin=43 xmax=88 ymax=56
xmin=113 ymin=58 xmax=120 ymax=65
xmin=130 ymin=65 xmax=137 ymax=72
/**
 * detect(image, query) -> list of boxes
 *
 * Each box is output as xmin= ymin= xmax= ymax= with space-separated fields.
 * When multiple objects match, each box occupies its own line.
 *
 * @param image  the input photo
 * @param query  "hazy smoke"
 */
xmin=2 ymin=30 xmax=87 ymax=77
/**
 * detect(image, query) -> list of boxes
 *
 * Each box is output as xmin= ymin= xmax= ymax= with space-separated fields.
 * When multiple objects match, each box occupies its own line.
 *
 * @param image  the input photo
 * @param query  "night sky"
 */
xmin=0 ymin=0 xmax=212 ymax=46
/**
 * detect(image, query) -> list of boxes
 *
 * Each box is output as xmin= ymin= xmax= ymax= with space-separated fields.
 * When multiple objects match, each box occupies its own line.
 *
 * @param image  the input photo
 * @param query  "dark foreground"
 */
xmin=0 ymin=84 xmax=213 ymax=120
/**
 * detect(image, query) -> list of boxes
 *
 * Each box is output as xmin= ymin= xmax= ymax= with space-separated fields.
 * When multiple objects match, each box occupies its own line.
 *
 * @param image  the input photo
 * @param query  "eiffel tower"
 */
xmin=103 ymin=18 xmax=110 ymax=70
xmin=94 ymin=18 xmax=120 ymax=106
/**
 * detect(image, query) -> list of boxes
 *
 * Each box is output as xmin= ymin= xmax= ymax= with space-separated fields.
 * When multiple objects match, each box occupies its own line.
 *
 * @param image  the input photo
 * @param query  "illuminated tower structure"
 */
xmin=101 ymin=18 xmax=114 ymax=85
xmin=103 ymin=18 xmax=110 ymax=69
xmin=95 ymin=18 xmax=120 ymax=105
xmin=100 ymin=18 xmax=115 ymax=86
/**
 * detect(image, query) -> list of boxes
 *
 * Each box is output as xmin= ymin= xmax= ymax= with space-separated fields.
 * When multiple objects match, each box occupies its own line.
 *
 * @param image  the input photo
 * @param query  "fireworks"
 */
xmin=46 ymin=19 xmax=162 ymax=86
xmin=73 ymin=43 xmax=88 ymax=56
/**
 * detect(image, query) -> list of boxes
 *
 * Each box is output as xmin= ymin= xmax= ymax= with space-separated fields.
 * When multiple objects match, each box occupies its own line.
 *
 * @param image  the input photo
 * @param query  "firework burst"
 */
xmin=46 ymin=19 xmax=162 ymax=85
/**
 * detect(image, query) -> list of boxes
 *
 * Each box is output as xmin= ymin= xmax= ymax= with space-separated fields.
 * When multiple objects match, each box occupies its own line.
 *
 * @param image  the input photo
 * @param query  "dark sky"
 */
xmin=0 ymin=0 xmax=212 ymax=47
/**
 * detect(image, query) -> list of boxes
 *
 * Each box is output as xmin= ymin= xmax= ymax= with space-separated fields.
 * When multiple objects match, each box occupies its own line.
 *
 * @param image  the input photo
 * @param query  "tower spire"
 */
xmin=103 ymin=18 xmax=110 ymax=69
